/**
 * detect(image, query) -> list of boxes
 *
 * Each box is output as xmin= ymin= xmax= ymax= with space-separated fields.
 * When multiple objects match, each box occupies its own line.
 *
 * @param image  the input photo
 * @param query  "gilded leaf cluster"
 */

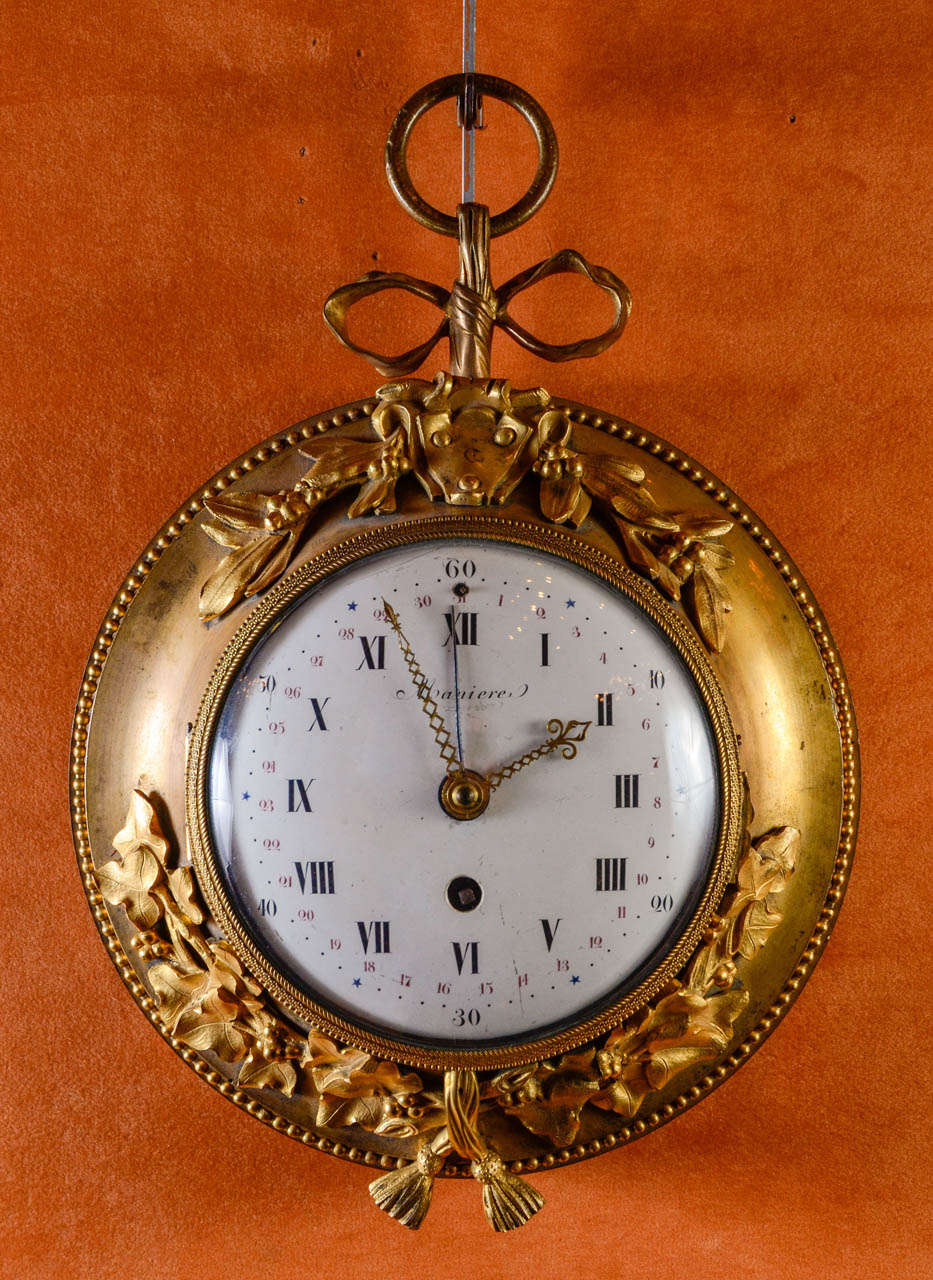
xmin=98 ymin=793 xmax=799 ymax=1159
xmin=303 ymin=1034 xmax=444 ymax=1138
xmin=489 ymin=820 xmax=799 ymax=1145
xmin=98 ymin=792 xmax=305 ymax=1091
xmin=97 ymin=792 xmax=444 ymax=1129
xmin=532 ymin=408 xmax=734 ymax=650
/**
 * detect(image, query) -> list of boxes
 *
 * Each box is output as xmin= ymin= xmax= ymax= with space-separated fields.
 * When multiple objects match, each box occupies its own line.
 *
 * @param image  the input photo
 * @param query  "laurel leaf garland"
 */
xmin=196 ymin=383 xmax=736 ymax=651
xmin=685 ymin=564 xmax=732 ymax=653
xmin=198 ymin=531 xmax=291 ymax=621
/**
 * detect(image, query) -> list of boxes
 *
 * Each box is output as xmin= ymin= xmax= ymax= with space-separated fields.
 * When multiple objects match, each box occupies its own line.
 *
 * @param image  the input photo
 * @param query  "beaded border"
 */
xmin=70 ymin=395 xmax=859 ymax=1177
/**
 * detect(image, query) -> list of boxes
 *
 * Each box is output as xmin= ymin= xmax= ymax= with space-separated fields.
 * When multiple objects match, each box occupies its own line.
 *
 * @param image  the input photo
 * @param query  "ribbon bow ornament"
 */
xmin=323 ymin=204 xmax=631 ymax=380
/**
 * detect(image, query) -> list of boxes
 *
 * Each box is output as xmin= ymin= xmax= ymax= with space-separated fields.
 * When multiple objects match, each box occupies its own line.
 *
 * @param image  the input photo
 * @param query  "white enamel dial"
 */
xmin=207 ymin=537 xmax=721 ymax=1049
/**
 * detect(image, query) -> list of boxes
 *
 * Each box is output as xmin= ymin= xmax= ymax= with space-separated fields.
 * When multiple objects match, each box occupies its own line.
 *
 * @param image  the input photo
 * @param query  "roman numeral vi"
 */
xmin=452 ymin=941 xmax=479 ymax=974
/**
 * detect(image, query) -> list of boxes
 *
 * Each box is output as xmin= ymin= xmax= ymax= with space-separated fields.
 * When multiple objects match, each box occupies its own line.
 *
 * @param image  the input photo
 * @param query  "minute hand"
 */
xmin=383 ymin=599 xmax=462 ymax=774
xmin=486 ymin=718 xmax=592 ymax=791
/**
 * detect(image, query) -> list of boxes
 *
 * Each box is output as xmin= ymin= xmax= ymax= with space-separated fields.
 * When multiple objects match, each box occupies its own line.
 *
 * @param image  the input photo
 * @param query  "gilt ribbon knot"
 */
xmin=323 ymin=203 xmax=632 ymax=380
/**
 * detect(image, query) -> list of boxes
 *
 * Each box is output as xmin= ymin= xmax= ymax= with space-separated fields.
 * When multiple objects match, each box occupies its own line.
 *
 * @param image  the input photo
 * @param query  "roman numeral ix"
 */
xmin=287 ymin=778 xmax=314 ymax=812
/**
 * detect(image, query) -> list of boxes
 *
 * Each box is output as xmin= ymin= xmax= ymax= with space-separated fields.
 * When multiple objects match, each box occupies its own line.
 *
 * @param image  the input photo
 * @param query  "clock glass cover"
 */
xmin=204 ymin=535 xmax=725 ymax=1055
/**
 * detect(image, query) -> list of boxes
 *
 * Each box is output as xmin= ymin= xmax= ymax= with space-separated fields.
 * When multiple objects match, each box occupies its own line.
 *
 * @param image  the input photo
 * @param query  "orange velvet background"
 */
xmin=2 ymin=1 xmax=930 ymax=1276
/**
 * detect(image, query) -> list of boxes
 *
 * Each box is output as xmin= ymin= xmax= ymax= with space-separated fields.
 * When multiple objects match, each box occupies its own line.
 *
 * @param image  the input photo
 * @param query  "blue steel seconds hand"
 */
xmin=448 ymin=607 xmax=466 ymax=768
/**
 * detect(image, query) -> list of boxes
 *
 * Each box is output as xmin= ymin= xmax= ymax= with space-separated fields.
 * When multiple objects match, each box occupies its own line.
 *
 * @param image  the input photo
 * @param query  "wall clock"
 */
xmin=71 ymin=72 xmax=858 ymax=1231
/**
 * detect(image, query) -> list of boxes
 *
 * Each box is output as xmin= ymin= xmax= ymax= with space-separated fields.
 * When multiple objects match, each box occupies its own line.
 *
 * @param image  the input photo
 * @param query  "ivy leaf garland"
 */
xmin=98 ymin=793 xmax=402 ymax=1111
xmin=97 ymin=791 xmax=799 ymax=1155
xmin=96 ymin=792 xmax=449 ymax=1138
xmin=491 ymin=821 xmax=799 ymax=1140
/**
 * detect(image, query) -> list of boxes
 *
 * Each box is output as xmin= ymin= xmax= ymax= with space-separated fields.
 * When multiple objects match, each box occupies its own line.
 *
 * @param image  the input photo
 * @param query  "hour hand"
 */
xmin=487 ymin=718 xmax=592 ymax=791
xmin=383 ymin=600 xmax=462 ymax=773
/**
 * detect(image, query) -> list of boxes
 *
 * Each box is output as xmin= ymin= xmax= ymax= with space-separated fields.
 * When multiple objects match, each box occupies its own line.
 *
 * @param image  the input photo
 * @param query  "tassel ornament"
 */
xmin=471 ymin=1150 xmax=546 ymax=1232
xmin=445 ymin=1069 xmax=546 ymax=1231
xmin=368 ymin=1131 xmax=450 ymax=1229
xmin=369 ymin=1071 xmax=545 ymax=1230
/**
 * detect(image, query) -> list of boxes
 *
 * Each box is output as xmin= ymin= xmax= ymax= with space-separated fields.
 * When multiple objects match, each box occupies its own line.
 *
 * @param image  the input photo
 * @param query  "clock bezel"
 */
xmin=187 ymin=513 xmax=744 ymax=1071
xmin=70 ymin=389 xmax=859 ymax=1173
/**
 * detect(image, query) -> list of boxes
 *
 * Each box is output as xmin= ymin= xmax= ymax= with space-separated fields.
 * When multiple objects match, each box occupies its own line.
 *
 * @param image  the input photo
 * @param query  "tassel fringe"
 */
xmin=368 ymin=1139 xmax=446 ymax=1229
xmin=471 ymin=1152 xmax=545 ymax=1232
xmin=367 ymin=1072 xmax=545 ymax=1231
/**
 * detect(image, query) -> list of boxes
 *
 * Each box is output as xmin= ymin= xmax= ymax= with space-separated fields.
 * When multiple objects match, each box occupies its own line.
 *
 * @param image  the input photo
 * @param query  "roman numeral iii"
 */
xmin=615 ymin=773 xmax=639 ymax=808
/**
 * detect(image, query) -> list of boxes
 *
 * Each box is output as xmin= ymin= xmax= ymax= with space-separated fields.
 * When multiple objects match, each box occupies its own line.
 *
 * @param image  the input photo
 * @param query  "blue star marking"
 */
xmin=353 ymin=977 xmax=362 ymax=987
xmin=570 ymin=974 xmax=580 ymax=984
xmin=347 ymin=601 xmax=357 ymax=611
xmin=566 ymin=599 xmax=576 ymax=608
xmin=242 ymin=791 xmax=250 ymax=800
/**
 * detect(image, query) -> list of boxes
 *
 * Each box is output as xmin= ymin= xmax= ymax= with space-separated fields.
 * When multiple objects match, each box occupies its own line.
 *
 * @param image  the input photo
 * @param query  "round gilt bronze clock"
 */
xmin=72 ymin=75 xmax=858 ymax=1231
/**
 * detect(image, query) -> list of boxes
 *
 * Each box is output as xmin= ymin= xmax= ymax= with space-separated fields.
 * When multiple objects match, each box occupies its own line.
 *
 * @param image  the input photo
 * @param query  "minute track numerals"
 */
xmin=207 ymin=538 xmax=720 ymax=1046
